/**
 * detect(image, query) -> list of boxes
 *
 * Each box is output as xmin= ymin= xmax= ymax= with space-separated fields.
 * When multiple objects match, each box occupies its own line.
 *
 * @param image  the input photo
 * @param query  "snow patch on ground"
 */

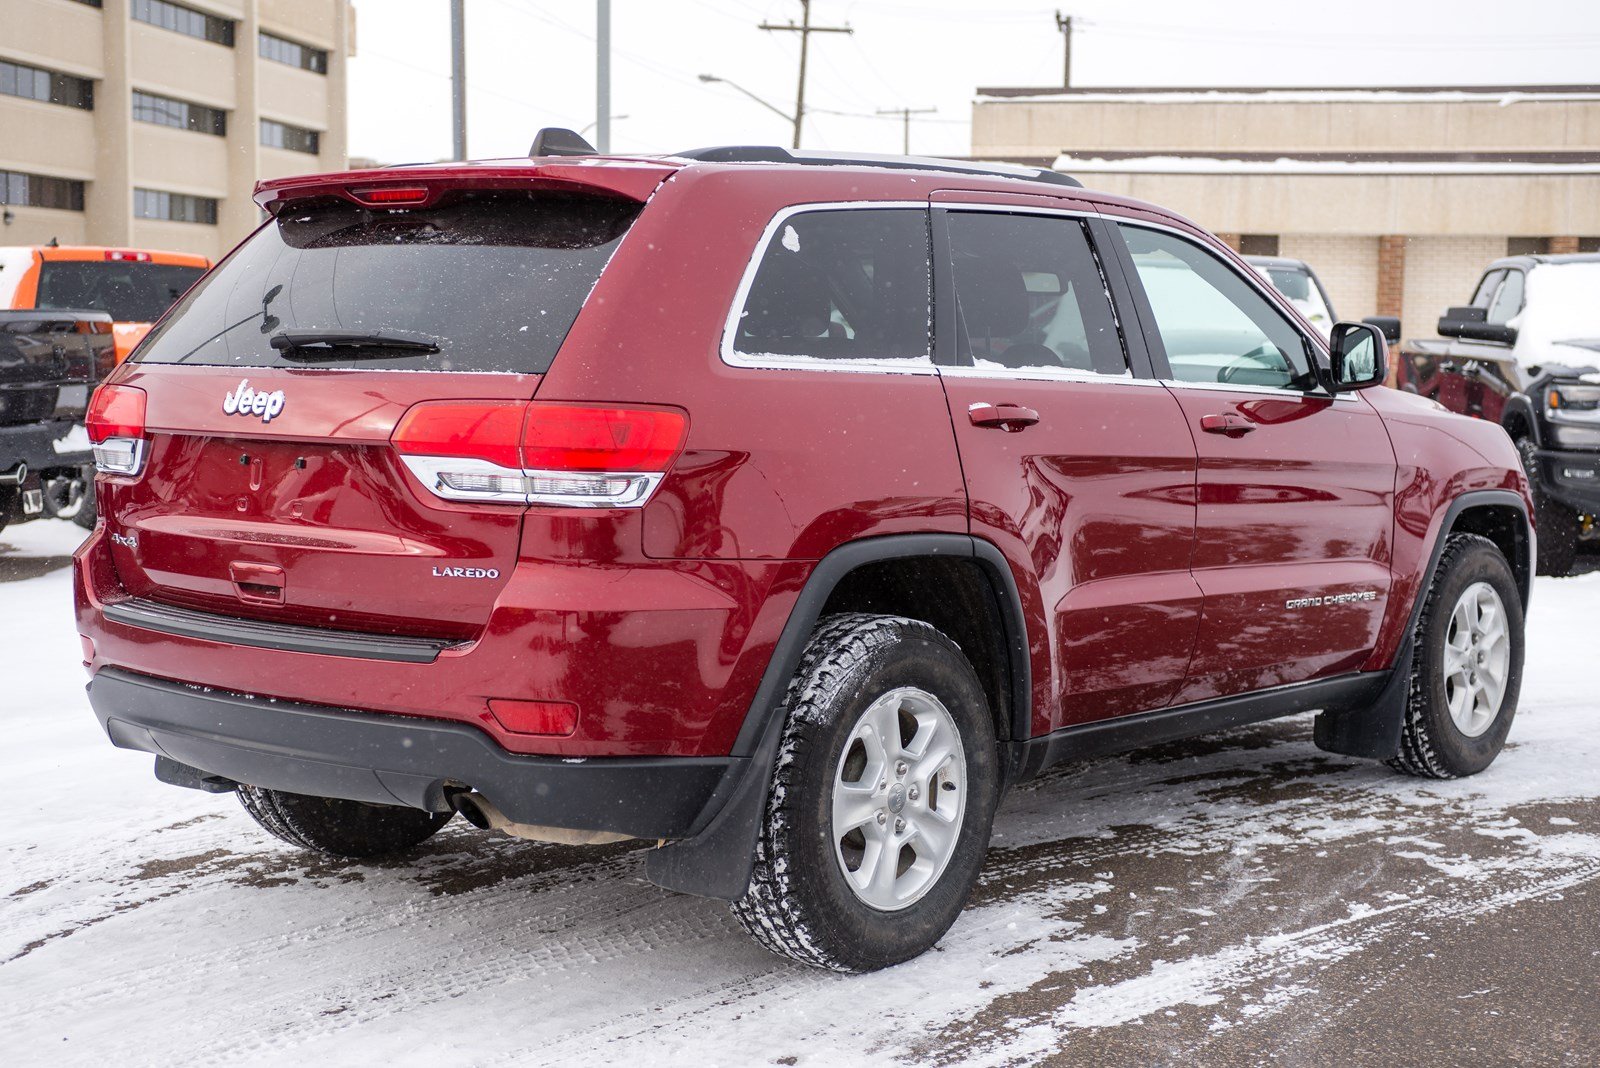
xmin=3 ymin=521 xmax=1600 ymax=1065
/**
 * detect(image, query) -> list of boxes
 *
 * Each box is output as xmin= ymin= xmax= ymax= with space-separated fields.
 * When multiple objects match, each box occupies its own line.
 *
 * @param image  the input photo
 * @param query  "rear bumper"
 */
xmin=1536 ymin=447 xmax=1600 ymax=512
xmin=0 ymin=420 xmax=92 ymax=471
xmin=89 ymin=667 xmax=740 ymax=839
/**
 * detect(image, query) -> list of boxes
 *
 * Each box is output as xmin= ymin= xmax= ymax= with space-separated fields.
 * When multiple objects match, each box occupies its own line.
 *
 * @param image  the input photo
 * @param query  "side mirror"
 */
xmin=1438 ymin=305 xmax=1517 ymax=345
xmin=1327 ymin=321 xmax=1387 ymax=391
xmin=1361 ymin=315 xmax=1401 ymax=344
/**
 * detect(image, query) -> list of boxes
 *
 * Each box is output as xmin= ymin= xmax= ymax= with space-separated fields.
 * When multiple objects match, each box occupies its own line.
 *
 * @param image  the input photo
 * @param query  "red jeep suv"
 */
xmin=77 ymin=136 xmax=1534 ymax=972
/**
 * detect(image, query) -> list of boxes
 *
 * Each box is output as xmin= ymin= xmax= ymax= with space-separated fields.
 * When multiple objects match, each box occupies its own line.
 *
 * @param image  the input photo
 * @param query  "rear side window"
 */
xmin=135 ymin=192 xmax=639 ymax=373
xmin=37 ymin=261 xmax=205 ymax=323
xmin=731 ymin=208 xmax=929 ymax=364
xmin=942 ymin=211 xmax=1127 ymax=376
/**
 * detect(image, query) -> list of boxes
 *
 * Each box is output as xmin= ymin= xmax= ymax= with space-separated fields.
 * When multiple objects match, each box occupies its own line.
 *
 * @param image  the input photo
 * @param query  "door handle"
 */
xmin=1200 ymin=413 xmax=1255 ymax=436
xmin=968 ymin=402 xmax=1040 ymax=431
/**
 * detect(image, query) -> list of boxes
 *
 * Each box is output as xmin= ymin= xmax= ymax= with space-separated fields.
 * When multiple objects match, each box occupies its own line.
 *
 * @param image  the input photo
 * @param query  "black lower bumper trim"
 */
xmin=1538 ymin=447 xmax=1600 ymax=512
xmin=89 ymin=668 xmax=737 ymax=840
xmin=103 ymin=598 xmax=465 ymax=664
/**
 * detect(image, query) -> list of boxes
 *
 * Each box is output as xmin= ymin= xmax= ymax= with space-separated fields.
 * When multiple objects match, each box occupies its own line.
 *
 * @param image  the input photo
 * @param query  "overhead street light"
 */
xmin=698 ymin=74 xmax=796 ymax=128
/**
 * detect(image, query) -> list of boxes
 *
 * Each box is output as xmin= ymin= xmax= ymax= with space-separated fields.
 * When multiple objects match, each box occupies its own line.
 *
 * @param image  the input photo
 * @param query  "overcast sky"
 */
xmin=346 ymin=0 xmax=1600 ymax=164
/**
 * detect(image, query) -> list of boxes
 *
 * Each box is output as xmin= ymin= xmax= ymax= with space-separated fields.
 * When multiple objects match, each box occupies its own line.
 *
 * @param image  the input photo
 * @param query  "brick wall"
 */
xmin=1398 ymin=236 xmax=1508 ymax=341
xmin=1277 ymin=235 xmax=1379 ymax=322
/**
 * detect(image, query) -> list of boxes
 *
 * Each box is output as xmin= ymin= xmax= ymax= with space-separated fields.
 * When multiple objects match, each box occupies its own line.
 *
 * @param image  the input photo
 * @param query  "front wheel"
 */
xmin=732 ymin=613 xmax=1001 ymax=972
xmin=1389 ymin=533 xmax=1525 ymax=779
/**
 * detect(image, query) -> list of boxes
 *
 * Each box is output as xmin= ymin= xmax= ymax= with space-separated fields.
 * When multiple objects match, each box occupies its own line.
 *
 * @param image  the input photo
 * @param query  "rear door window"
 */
xmin=940 ymin=210 xmax=1127 ymax=376
xmin=37 ymin=261 xmax=205 ymax=323
xmin=135 ymin=192 xmax=640 ymax=373
xmin=729 ymin=208 xmax=930 ymax=365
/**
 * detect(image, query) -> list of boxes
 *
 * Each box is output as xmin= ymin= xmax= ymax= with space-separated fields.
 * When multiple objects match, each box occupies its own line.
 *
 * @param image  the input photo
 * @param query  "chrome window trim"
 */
xmin=717 ymin=198 xmax=1349 ymax=402
xmin=938 ymin=365 xmax=1164 ymax=387
xmin=719 ymin=200 xmax=937 ymax=376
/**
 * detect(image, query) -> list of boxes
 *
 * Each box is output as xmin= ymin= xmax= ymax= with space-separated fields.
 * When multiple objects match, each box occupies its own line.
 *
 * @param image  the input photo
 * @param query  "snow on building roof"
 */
xmin=976 ymin=86 xmax=1600 ymax=106
xmin=1048 ymin=153 xmax=1600 ymax=175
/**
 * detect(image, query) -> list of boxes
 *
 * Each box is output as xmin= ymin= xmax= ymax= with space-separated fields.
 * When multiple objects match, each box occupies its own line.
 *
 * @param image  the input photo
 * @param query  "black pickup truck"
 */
xmin=0 ymin=308 xmax=115 ymax=533
xmin=1394 ymin=253 xmax=1600 ymax=575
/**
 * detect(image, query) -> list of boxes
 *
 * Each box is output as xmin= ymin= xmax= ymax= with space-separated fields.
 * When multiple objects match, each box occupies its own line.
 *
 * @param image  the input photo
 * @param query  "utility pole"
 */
xmin=450 ymin=0 xmax=467 ymax=159
xmin=760 ymin=1 xmax=852 ymax=150
xmin=595 ymin=0 xmax=611 ymax=152
xmin=875 ymin=106 xmax=936 ymax=155
xmin=1055 ymin=11 xmax=1072 ymax=88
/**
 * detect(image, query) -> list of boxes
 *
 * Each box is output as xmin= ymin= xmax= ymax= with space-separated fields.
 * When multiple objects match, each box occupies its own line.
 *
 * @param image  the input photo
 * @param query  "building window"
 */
xmin=132 ymin=90 xmax=226 ymax=135
xmin=0 ymin=170 xmax=86 ymax=211
xmin=1239 ymin=234 xmax=1280 ymax=257
xmin=1507 ymin=237 xmax=1547 ymax=256
xmin=259 ymin=31 xmax=328 ymax=74
xmin=68 ymin=0 xmax=103 ymax=6
xmin=0 ymin=59 xmax=94 ymax=109
xmin=131 ymin=0 xmax=234 ymax=47
xmin=1580 ymin=238 xmax=1600 ymax=254
xmin=260 ymin=118 xmax=320 ymax=154
xmin=134 ymin=188 xmax=218 ymax=225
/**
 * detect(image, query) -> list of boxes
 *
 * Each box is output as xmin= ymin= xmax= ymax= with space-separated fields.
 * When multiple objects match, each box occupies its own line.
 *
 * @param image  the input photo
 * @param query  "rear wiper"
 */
xmin=269 ymin=330 xmax=439 ymax=359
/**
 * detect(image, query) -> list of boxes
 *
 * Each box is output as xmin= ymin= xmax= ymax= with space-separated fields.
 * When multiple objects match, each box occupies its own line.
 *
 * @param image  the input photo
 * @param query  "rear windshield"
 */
xmin=134 ymin=192 xmax=640 ymax=373
xmin=37 ymin=261 xmax=206 ymax=323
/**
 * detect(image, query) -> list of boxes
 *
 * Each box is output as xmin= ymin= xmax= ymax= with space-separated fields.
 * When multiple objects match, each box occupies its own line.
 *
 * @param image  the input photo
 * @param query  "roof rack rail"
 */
xmin=673 ymin=145 xmax=1082 ymax=188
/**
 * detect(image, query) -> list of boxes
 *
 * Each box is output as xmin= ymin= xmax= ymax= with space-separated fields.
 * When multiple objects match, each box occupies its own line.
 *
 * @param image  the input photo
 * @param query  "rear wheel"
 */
xmin=1389 ymin=533 xmax=1524 ymax=779
xmin=732 ymin=613 xmax=1001 ymax=972
xmin=237 ymin=785 xmax=452 ymax=858
xmin=1518 ymin=438 xmax=1579 ymax=576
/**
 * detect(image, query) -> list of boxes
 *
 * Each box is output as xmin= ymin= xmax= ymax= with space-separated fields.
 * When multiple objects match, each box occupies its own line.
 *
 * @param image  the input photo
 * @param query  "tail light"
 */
xmin=85 ymin=384 xmax=148 ymax=476
xmin=392 ymin=401 xmax=687 ymax=508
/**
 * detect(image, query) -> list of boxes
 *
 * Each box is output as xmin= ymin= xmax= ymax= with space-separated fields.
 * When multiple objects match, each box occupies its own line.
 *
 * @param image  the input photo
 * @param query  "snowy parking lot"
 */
xmin=4 ymin=518 xmax=1599 ymax=1066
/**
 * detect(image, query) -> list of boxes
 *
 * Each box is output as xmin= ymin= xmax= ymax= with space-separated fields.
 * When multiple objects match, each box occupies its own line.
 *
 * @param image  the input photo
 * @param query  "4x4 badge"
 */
xmin=223 ymin=379 xmax=286 ymax=423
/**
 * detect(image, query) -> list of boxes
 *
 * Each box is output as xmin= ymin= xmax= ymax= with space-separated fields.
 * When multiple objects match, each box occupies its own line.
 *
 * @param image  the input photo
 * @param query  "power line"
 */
xmin=759 ymin=1 xmax=853 ymax=149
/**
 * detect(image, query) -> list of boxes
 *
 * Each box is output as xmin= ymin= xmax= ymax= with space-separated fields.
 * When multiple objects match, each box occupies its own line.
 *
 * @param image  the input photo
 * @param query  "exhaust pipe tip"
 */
xmin=448 ymin=790 xmax=494 ymax=830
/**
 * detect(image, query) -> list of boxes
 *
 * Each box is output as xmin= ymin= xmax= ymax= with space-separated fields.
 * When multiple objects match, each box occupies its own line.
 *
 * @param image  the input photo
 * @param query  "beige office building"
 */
xmin=1 ymin=0 xmax=352 ymax=260
xmin=972 ymin=85 xmax=1600 ymax=340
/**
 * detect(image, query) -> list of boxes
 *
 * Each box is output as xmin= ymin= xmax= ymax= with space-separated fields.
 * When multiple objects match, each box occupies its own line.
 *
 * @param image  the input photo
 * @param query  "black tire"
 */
xmin=71 ymin=471 xmax=98 ymax=531
xmin=237 ymin=785 xmax=452 ymax=858
xmin=1389 ymin=533 xmax=1525 ymax=779
xmin=732 ymin=613 xmax=1001 ymax=972
xmin=1518 ymin=438 xmax=1579 ymax=577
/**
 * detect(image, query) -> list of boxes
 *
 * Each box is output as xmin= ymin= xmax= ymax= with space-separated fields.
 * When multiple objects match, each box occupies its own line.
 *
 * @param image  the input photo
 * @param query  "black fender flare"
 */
xmin=1314 ymin=489 xmax=1532 ymax=759
xmin=645 ymin=533 xmax=1032 ymax=900
xmin=1500 ymin=393 xmax=1542 ymax=447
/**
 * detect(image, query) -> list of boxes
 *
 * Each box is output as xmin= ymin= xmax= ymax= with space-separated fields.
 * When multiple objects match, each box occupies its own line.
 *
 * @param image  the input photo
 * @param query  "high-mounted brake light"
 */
xmin=105 ymin=249 xmax=152 ymax=262
xmin=351 ymin=186 xmax=430 ymax=206
xmin=85 ymin=384 xmax=148 ymax=476
xmin=392 ymin=401 xmax=688 ymax=508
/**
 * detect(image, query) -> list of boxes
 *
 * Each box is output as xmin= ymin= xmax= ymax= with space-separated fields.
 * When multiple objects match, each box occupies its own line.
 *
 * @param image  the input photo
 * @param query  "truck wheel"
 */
xmin=71 ymin=470 xmax=98 ymax=531
xmin=732 ymin=613 xmax=1001 ymax=972
xmin=1518 ymin=438 xmax=1578 ymax=576
xmin=237 ymin=785 xmax=452 ymax=858
xmin=1389 ymin=533 xmax=1524 ymax=779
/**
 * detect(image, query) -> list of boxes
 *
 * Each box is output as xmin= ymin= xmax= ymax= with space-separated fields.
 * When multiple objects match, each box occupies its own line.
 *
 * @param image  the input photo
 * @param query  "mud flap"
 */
xmin=1313 ymin=637 xmax=1412 ymax=760
xmin=644 ymin=702 xmax=787 ymax=901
